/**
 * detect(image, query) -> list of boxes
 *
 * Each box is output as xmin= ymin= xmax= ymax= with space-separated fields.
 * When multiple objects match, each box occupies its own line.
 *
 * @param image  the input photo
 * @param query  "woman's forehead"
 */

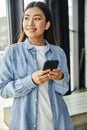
xmin=24 ymin=7 xmax=45 ymax=17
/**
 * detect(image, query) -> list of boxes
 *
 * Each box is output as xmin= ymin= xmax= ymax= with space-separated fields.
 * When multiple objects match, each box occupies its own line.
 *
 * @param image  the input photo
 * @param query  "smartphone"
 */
xmin=43 ymin=60 xmax=59 ymax=70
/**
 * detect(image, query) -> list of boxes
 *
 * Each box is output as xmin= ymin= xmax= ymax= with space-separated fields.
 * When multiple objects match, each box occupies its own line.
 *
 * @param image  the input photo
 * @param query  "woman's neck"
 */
xmin=28 ymin=38 xmax=45 ymax=46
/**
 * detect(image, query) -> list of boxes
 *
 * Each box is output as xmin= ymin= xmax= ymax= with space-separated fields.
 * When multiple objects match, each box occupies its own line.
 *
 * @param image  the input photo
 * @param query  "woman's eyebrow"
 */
xmin=24 ymin=13 xmax=42 ymax=17
xmin=34 ymin=14 xmax=42 ymax=17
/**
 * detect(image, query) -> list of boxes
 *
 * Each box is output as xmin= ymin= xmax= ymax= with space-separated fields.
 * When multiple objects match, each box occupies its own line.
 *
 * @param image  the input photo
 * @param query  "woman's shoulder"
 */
xmin=10 ymin=41 xmax=24 ymax=49
xmin=3 ymin=42 xmax=25 ymax=58
xmin=5 ymin=41 xmax=25 ymax=51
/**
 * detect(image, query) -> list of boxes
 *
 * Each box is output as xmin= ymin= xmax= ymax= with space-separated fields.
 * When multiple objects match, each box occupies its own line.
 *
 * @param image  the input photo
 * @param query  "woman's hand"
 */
xmin=32 ymin=68 xmax=64 ymax=85
xmin=48 ymin=68 xmax=64 ymax=80
xmin=32 ymin=69 xmax=50 ymax=85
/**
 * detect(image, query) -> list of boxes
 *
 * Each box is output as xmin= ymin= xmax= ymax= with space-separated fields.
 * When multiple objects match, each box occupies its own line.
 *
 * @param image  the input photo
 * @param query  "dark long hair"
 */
xmin=18 ymin=1 xmax=56 ymax=45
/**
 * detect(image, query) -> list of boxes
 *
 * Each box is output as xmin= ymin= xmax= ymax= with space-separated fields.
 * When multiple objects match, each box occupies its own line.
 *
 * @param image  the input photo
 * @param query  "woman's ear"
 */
xmin=45 ymin=21 xmax=51 ymax=30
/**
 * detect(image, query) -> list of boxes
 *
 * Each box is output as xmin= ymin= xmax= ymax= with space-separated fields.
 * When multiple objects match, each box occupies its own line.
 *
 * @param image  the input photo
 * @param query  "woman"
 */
xmin=0 ymin=1 xmax=73 ymax=130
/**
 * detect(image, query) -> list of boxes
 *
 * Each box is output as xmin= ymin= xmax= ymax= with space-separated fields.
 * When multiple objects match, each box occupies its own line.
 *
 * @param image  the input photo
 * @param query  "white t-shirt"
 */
xmin=33 ymin=45 xmax=54 ymax=130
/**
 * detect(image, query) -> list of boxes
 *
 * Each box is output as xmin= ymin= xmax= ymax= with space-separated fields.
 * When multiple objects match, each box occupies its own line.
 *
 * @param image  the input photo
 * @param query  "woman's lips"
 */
xmin=27 ymin=28 xmax=37 ymax=32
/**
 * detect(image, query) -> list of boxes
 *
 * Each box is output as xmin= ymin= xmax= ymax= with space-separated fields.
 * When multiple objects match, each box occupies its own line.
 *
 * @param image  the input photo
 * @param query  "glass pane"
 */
xmin=0 ymin=0 xmax=10 ymax=57
xmin=24 ymin=0 xmax=45 ymax=8
xmin=68 ymin=0 xmax=73 ymax=30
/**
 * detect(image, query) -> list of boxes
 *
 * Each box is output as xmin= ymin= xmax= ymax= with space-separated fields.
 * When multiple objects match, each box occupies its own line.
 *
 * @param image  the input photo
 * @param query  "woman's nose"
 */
xmin=28 ymin=18 xmax=34 ymax=26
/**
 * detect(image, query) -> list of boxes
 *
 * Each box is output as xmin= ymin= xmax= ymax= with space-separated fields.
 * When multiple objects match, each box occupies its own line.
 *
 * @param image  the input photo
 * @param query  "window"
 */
xmin=0 ymin=0 xmax=10 ymax=58
xmin=68 ymin=0 xmax=73 ymax=29
xmin=68 ymin=0 xmax=79 ymax=91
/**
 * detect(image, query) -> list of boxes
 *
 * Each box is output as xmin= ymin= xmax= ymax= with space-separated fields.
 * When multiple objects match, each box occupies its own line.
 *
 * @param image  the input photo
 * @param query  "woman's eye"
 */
xmin=24 ymin=17 xmax=28 ymax=20
xmin=34 ymin=17 xmax=41 ymax=21
xmin=25 ymin=17 xmax=27 ymax=20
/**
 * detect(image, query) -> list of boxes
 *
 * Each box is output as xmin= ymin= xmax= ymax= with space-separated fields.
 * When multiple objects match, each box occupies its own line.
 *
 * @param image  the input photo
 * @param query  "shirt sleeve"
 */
xmin=0 ymin=47 xmax=37 ymax=98
xmin=54 ymin=49 xmax=69 ymax=95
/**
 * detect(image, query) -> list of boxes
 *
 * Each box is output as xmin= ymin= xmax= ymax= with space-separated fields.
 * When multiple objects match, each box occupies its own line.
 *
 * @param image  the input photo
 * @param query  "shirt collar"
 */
xmin=24 ymin=38 xmax=51 ymax=51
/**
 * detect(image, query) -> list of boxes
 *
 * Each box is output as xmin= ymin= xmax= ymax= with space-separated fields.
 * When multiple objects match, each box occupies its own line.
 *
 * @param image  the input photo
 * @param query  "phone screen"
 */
xmin=43 ymin=60 xmax=59 ymax=70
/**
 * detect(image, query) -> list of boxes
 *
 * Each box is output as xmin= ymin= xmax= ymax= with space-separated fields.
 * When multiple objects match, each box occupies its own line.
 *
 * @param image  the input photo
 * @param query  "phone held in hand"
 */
xmin=43 ymin=60 xmax=59 ymax=71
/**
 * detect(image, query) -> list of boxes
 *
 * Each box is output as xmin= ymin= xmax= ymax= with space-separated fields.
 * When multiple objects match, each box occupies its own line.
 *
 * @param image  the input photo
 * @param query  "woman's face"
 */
xmin=23 ymin=7 xmax=50 ymax=41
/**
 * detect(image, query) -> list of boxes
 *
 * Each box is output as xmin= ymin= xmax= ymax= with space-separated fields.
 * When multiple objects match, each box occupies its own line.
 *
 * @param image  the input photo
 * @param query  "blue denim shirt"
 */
xmin=0 ymin=38 xmax=73 ymax=130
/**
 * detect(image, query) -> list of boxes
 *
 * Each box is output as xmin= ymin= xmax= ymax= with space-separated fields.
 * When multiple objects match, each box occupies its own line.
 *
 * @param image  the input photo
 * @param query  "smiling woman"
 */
xmin=0 ymin=1 xmax=73 ymax=130
xmin=22 ymin=6 xmax=50 ymax=44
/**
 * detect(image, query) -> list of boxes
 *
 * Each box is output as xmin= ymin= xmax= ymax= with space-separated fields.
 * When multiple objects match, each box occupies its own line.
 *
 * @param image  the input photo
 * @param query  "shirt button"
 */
xmin=33 ymin=124 xmax=36 ymax=128
xmin=35 ymin=98 xmax=37 ymax=102
xmin=34 ymin=111 xmax=36 ymax=114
